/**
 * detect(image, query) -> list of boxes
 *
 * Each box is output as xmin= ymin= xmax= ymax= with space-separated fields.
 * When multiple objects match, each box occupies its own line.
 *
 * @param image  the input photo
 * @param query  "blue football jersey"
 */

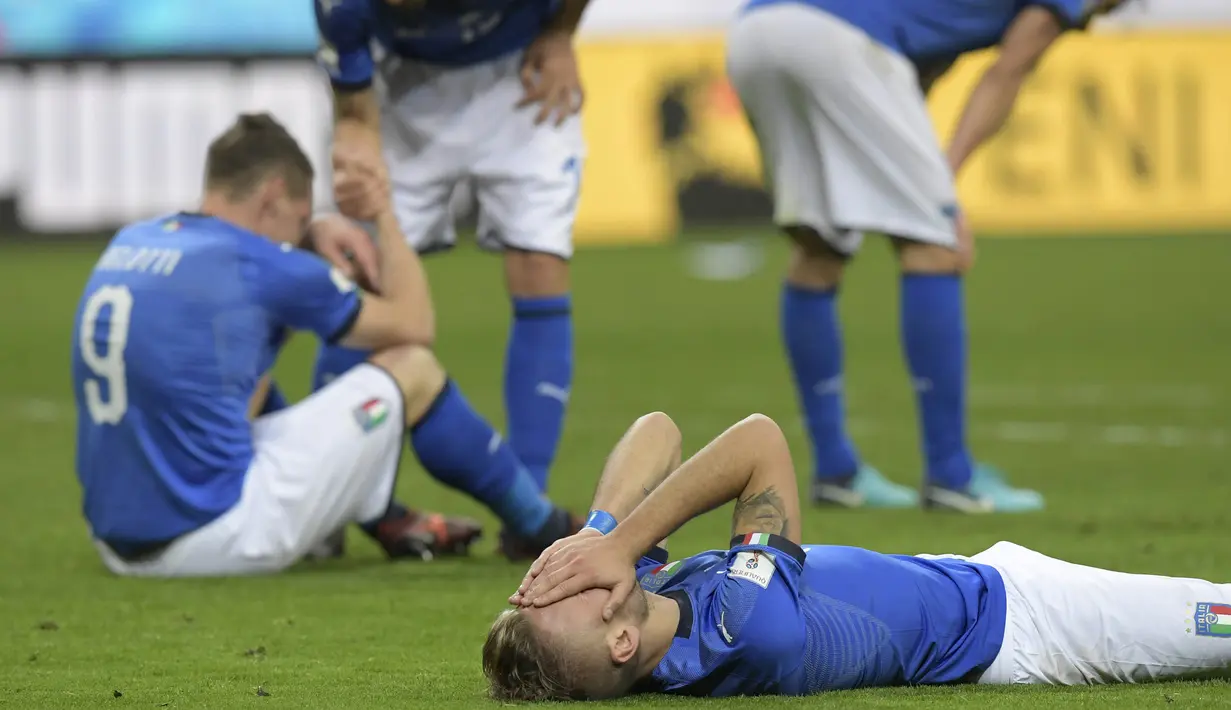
xmin=742 ymin=0 xmax=1094 ymax=64
xmin=634 ymin=535 xmax=1007 ymax=696
xmin=315 ymin=0 xmax=561 ymax=84
xmin=72 ymin=214 xmax=361 ymax=550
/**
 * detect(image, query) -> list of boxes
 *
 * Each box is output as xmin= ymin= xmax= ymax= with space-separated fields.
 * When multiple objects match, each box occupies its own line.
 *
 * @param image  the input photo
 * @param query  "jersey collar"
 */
xmin=662 ymin=589 xmax=693 ymax=639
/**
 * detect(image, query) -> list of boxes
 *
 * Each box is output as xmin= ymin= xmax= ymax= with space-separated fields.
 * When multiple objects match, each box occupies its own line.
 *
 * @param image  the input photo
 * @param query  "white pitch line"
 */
xmin=5 ymin=397 xmax=1227 ymax=450
xmin=809 ymin=417 xmax=1227 ymax=450
xmin=990 ymin=421 xmax=1070 ymax=443
xmin=0 ymin=398 xmax=68 ymax=423
xmin=969 ymin=384 xmax=1219 ymax=409
xmin=985 ymin=422 xmax=1226 ymax=449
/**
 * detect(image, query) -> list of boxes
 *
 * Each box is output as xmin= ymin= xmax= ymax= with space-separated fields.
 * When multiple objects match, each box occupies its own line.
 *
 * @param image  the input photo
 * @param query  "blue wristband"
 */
xmin=583 ymin=510 xmax=618 ymax=535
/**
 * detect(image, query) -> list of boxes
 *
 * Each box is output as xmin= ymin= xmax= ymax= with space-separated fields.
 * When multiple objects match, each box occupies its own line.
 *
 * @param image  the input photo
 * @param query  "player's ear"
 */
xmin=607 ymin=624 xmax=639 ymax=666
xmin=254 ymin=174 xmax=287 ymax=213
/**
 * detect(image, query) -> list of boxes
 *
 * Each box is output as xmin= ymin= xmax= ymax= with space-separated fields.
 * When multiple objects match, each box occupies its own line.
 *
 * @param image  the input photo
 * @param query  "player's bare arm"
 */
xmin=247 ymin=375 xmax=274 ymax=420
xmin=331 ymin=88 xmax=387 ymax=220
xmin=511 ymin=413 xmax=681 ymax=603
xmin=732 ymin=486 xmax=791 ymax=538
xmin=336 ymin=209 xmax=436 ymax=350
xmin=520 ymin=414 xmax=802 ymax=617
xmin=613 ymin=413 xmax=802 ymax=548
xmin=334 ymin=86 xmax=380 ymax=130
xmin=305 ymin=215 xmax=382 ymax=291
xmin=519 ymin=0 xmax=591 ymax=126
xmin=586 ymin=412 xmax=682 ymax=523
xmin=945 ymin=7 xmax=1063 ymax=173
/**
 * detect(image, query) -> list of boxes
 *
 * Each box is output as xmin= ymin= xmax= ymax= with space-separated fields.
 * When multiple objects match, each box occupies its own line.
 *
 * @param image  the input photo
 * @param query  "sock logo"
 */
xmin=812 ymin=376 xmax=843 ymax=396
xmin=353 ymin=398 xmax=390 ymax=433
xmin=535 ymin=382 xmax=570 ymax=404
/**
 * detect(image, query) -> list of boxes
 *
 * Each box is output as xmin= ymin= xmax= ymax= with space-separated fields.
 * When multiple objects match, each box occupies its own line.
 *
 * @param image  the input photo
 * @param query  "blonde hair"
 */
xmin=482 ymin=609 xmax=576 ymax=701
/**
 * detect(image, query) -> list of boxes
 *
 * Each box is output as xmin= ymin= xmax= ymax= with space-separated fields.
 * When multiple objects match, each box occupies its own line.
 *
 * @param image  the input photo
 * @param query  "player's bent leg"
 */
xmin=370 ymin=345 xmax=581 ymax=561
xmin=502 ymin=249 xmax=573 ymax=494
xmin=729 ymin=9 xmax=913 ymax=510
xmin=465 ymin=48 xmax=582 ymax=501
xmin=306 ymin=340 xmax=444 ymax=562
xmin=312 ymin=342 xmax=371 ymax=391
xmin=974 ymin=542 xmax=1231 ymax=684
xmin=258 ymin=372 xmax=353 ymax=563
xmin=782 ymin=227 xmax=917 ymax=510
xmin=308 ymin=176 xmax=461 ymax=559
xmin=896 ymin=241 xmax=1043 ymax=514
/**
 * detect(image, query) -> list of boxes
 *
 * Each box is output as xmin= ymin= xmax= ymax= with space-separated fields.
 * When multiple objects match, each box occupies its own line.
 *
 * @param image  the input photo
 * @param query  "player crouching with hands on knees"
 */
xmin=484 ymin=413 xmax=1231 ymax=700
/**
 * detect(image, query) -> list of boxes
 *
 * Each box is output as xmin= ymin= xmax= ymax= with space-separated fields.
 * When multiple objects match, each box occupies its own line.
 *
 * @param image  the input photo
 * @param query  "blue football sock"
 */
xmin=504 ymin=295 xmax=573 ymax=490
xmin=410 ymin=380 xmax=553 ymax=537
xmin=257 ymin=380 xmax=289 ymax=416
xmin=900 ymin=274 xmax=974 ymax=489
xmin=312 ymin=342 xmax=371 ymax=392
xmin=781 ymin=284 xmax=860 ymax=481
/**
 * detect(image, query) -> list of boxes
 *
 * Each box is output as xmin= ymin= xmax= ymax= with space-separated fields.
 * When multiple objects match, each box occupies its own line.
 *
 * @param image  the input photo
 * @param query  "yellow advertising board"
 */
xmin=572 ymin=30 xmax=1231 ymax=241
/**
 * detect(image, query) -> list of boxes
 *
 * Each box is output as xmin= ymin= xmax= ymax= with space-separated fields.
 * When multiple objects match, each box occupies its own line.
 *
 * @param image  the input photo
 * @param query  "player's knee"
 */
xmin=783 ymin=226 xmax=845 ymax=289
xmin=505 ymin=249 xmax=570 ymax=298
xmin=895 ymin=239 xmax=962 ymax=275
xmin=368 ymin=345 xmax=447 ymax=424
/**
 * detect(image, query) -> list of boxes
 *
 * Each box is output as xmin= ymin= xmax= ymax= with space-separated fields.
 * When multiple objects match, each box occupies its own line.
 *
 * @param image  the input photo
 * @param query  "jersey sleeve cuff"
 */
xmin=326 ymin=297 xmax=363 ymax=344
xmin=729 ymin=533 xmax=805 ymax=567
xmin=1026 ymin=0 xmax=1085 ymax=30
xmin=330 ymin=77 xmax=374 ymax=92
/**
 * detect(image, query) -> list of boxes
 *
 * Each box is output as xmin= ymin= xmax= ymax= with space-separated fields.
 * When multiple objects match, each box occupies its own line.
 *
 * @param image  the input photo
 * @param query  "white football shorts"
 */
xmin=726 ymin=4 xmax=959 ymax=254
xmin=94 ymin=364 xmax=404 ymax=577
xmin=374 ymin=50 xmax=585 ymax=259
xmin=926 ymin=542 xmax=1231 ymax=685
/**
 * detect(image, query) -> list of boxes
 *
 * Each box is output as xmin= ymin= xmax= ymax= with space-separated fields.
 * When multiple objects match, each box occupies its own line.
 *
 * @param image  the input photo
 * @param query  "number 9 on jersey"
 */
xmin=79 ymin=285 xmax=134 ymax=425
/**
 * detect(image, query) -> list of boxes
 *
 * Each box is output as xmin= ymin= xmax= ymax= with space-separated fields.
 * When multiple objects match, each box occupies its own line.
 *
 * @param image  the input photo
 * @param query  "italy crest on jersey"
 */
xmin=1194 ymin=602 xmax=1231 ymax=639
xmin=640 ymin=560 xmax=684 ymax=593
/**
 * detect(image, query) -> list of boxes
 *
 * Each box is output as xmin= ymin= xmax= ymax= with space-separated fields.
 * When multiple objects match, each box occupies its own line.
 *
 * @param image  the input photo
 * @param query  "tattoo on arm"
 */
xmin=732 ymin=487 xmax=789 ymax=537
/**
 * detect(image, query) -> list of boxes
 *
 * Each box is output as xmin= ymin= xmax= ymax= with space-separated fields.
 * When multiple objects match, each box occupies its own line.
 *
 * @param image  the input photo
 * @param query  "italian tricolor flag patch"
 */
xmin=1195 ymin=603 xmax=1231 ymax=638
xmin=652 ymin=560 xmax=682 ymax=576
xmin=740 ymin=533 xmax=772 ymax=547
xmin=353 ymin=398 xmax=390 ymax=432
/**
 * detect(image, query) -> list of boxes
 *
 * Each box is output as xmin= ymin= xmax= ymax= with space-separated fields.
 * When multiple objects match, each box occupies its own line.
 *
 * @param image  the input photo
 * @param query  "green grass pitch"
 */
xmin=1 ymin=233 xmax=1230 ymax=709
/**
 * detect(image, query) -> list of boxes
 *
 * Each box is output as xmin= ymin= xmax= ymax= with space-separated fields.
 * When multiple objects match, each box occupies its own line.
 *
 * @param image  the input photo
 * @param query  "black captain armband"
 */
xmin=729 ymin=533 xmax=806 ymax=567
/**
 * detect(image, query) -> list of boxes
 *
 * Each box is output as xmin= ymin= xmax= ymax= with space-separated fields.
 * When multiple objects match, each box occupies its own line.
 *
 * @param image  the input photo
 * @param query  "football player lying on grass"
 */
xmin=484 ymin=412 xmax=1231 ymax=700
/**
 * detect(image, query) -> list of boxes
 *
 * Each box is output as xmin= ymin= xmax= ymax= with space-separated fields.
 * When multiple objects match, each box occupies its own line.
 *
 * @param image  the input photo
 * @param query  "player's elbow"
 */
xmin=389 ymin=310 xmax=435 ymax=348
xmin=401 ymin=317 xmax=436 ymax=348
xmin=740 ymin=412 xmax=782 ymax=435
xmin=739 ymin=413 xmax=789 ymax=452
